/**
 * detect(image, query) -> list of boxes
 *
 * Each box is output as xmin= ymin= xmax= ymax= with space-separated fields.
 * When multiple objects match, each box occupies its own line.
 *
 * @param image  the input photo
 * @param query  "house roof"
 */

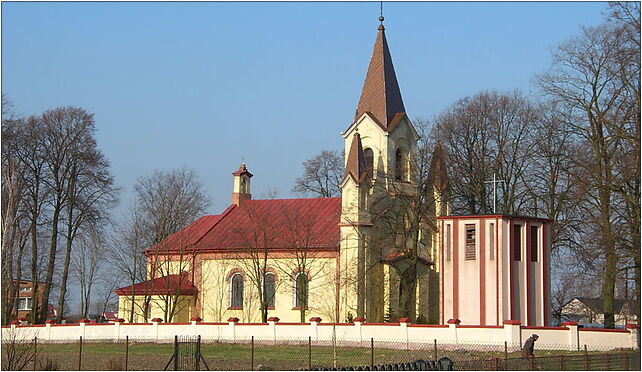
xmin=102 ymin=311 xmax=118 ymax=319
xmin=147 ymin=197 xmax=342 ymax=255
xmin=570 ymin=297 xmax=639 ymax=314
xmin=115 ymin=272 xmax=198 ymax=296
xmin=354 ymin=23 xmax=406 ymax=130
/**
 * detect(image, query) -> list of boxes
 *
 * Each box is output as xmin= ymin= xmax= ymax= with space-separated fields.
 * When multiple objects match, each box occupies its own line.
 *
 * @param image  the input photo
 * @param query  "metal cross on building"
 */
xmin=484 ymin=172 xmax=505 ymax=214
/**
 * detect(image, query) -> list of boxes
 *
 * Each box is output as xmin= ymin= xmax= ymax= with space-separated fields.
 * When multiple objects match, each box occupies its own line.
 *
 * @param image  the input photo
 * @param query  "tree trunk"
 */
xmin=40 ymin=206 xmax=61 ymax=323
xmin=29 ymin=217 xmax=39 ymax=325
xmin=398 ymin=263 xmax=417 ymax=319
xmin=56 ymin=222 xmax=74 ymax=323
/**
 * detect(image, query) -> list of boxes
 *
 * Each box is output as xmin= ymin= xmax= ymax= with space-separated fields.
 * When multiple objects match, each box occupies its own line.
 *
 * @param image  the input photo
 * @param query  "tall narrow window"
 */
xmin=489 ymin=223 xmax=495 ymax=260
xmin=364 ymin=148 xmax=374 ymax=179
xmin=230 ymin=273 xmax=244 ymax=308
xmin=530 ymin=226 xmax=539 ymax=262
xmin=294 ymin=272 xmax=308 ymax=309
xmin=513 ymin=224 xmax=522 ymax=261
xmin=263 ymin=272 xmax=276 ymax=308
xmin=465 ymin=224 xmax=476 ymax=260
xmin=395 ymin=148 xmax=407 ymax=181
xmin=446 ymin=224 xmax=451 ymax=261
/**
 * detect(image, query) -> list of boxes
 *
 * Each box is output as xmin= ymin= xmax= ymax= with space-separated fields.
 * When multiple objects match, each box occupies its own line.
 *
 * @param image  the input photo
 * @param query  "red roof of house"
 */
xmin=103 ymin=311 xmax=118 ymax=320
xmin=147 ymin=197 xmax=341 ymax=255
xmin=115 ymin=272 xmax=198 ymax=296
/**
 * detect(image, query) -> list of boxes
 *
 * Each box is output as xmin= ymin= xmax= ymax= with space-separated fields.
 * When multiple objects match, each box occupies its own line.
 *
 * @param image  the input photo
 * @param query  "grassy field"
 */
xmin=5 ymin=340 xmax=639 ymax=370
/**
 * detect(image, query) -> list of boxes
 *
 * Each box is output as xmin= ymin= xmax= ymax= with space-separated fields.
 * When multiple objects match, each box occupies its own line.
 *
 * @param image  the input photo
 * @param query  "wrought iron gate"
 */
xmin=164 ymin=335 xmax=209 ymax=371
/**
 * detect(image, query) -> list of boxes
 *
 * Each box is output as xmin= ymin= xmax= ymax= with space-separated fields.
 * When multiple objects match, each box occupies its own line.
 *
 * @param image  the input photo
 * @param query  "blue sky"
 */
xmin=3 ymin=1 xmax=609 ymax=217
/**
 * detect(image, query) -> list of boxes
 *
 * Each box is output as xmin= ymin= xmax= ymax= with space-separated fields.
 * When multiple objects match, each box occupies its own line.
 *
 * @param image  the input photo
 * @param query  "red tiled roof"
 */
xmin=115 ymin=272 xmax=198 ymax=296
xmin=147 ymin=197 xmax=341 ymax=254
xmin=103 ymin=312 xmax=118 ymax=320
xmin=149 ymin=212 xmax=228 ymax=252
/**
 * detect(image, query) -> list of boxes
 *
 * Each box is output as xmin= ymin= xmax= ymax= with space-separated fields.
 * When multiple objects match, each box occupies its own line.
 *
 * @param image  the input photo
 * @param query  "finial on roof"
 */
xmin=379 ymin=1 xmax=385 ymax=30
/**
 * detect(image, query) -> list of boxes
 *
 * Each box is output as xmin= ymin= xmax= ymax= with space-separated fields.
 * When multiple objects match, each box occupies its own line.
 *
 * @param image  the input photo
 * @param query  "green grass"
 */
xmin=6 ymin=341 xmax=638 ymax=370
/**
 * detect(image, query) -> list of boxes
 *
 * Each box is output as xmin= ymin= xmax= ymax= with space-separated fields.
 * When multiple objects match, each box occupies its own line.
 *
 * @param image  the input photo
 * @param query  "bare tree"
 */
xmin=274 ymin=203 xmax=338 ymax=323
xmin=1 ymin=328 xmax=36 ymax=371
xmin=231 ymin=204 xmax=279 ymax=323
xmin=146 ymin=231 xmax=198 ymax=322
xmin=109 ymin=206 xmax=152 ymax=323
xmin=56 ymin=129 xmax=118 ymax=323
xmin=134 ymin=168 xmax=211 ymax=246
xmin=436 ymin=91 xmax=537 ymax=215
xmin=71 ymin=228 xmax=105 ymax=318
xmin=110 ymin=168 xmax=209 ymax=322
xmin=1 ymin=111 xmax=31 ymax=324
xmin=293 ymin=150 xmax=343 ymax=198
xmin=536 ymin=22 xmax=635 ymax=328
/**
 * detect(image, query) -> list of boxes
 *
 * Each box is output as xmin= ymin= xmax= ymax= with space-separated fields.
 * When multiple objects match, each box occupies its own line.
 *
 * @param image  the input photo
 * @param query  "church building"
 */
xmin=116 ymin=18 xmax=551 ymax=326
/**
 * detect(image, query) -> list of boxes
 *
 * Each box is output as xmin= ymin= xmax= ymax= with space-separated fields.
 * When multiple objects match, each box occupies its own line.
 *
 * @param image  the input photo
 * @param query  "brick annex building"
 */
xmin=116 ymin=19 xmax=552 ymax=326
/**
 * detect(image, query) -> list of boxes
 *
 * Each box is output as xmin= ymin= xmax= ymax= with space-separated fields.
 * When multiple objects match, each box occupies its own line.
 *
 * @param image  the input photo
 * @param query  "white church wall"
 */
xmin=5 ymin=321 xmax=637 ymax=351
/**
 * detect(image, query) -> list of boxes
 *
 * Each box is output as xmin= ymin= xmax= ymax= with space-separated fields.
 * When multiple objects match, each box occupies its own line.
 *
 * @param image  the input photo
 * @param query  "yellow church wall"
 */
xmin=146 ymin=256 xmax=192 ymax=279
xmin=118 ymin=295 xmax=195 ymax=323
xmin=198 ymin=254 xmax=339 ymax=323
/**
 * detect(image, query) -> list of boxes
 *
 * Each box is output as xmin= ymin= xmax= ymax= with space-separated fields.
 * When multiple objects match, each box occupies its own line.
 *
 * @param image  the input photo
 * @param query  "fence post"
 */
xmin=33 ymin=337 xmax=37 ymax=371
xmin=558 ymin=355 xmax=564 ymax=370
xmin=125 ymin=336 xmax=129 ymax=371
xmin=433 ymin=339 xmax=437 ymax=361
xmin=78 ymin=336 xmax=83 ymax=371
xmin=562 ymin=321 xmax=580 ymax=351
xmin=309 ymin=317 xmax=321 ymax=341
xmin=196 ymin=335 xmax=201 ymax=371
xmin=583 ymin=344 xmax=588 ymax=370
xmin=309 ymin=336 xmax=312 ymax=370
xmin=447 ymin=319 xmax=460 ymax=344
xmin=174 ymin=335 xmax=179 ymax=371
xmin=370 ymin=338 xmax=374 ymax=367
xmin=251 ymin=336 xmax=254 ymax=371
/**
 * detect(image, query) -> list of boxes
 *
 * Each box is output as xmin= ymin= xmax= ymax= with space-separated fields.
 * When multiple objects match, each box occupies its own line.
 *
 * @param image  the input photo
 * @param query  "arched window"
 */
xmin=395 ymin=147 xmax=408 ymax=181
xmin=364 ymin=148 xmax=374 ymax=178
xmin=293 ymin=272 xmax=308 ymax=309
xmin=263 ymin=272 xmax=276 ymax=308
xmin=230 ymin=273 xmax=244 ymax=308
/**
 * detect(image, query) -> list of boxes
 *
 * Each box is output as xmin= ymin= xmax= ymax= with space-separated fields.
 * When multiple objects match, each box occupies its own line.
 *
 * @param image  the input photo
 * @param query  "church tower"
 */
xmin=339 ymin=17 xmax=423 ymax=323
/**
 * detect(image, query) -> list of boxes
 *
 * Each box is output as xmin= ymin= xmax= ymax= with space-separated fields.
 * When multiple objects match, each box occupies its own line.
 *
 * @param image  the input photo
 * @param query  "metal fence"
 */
xmin=2 ymin=335 xmax=640 ymax=370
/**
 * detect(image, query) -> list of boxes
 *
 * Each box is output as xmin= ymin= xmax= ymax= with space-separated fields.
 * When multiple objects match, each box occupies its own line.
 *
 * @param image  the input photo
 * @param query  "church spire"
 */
xmin=344 ymin=131 xmax=368 ymax=183
xmin=354 ymin=18 xmax=406 ymax=129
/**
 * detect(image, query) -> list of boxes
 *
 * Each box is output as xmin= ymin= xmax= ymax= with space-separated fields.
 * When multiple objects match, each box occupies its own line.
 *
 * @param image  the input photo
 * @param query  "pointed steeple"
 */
xmin=344 ymin=132 xmax=368 ymax=183
xmin=354 ymin=20 xmax=406 ymax=129
xmin=427 ymin=143 xmax=449 ymax=192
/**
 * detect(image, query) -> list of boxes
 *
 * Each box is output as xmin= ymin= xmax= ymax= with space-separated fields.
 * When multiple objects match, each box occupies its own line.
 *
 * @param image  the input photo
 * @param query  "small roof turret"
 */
xmin=427 ymin=143 xmax=449 ymax=192
xmin=344 ymin=132 xmax=368 ymax=183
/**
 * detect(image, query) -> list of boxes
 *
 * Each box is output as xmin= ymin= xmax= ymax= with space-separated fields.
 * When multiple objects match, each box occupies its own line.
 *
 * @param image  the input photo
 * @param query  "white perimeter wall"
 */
xmin=3 ymin=322 xmax=638 ymax=351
